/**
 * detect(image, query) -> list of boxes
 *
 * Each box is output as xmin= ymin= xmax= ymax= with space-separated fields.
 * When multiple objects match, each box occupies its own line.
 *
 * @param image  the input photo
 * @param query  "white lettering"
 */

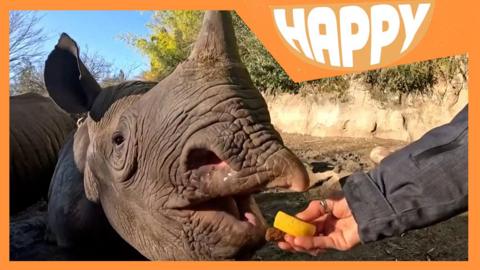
xmin=339 ymin=6 xmax=370 ymax=67
xmin=273 ymin=3 xmax=431 ymax=68
xmin=308 ymin=7 xmax=340 ymax=66
xmin=370 ymin=4 xmax=400 ymax=65
xmin=400 ymin=3 xmax=431 ymax=52
xmin=273 ymin=8 xmax=314 ymax=60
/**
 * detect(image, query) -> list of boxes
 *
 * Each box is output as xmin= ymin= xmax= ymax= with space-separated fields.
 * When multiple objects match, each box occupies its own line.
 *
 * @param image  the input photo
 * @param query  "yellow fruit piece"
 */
xmin=273 ymin=211 xmax=316 ymax=237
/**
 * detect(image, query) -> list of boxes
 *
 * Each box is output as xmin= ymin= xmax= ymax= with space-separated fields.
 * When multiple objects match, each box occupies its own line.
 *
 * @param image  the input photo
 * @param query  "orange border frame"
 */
xmin=1 ymin=0 xmax=478 ymax=269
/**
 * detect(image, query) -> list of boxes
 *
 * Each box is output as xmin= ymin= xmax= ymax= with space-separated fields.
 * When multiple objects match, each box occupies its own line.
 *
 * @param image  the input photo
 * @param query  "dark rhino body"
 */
xmin=10 ymin=93 xmax=76 ymax=214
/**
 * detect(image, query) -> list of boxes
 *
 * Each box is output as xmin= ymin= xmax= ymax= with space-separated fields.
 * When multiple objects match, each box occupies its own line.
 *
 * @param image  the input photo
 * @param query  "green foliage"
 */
xmin=300 ymin=76 xmax=351 ymax=100
xmin=361 ymin=55 xmax=467 ymax=103
xmin=363 ymin=60 xmax=437 ymax=96
xmin=434 ymin=55 xmax=468 ymax=83
xmin=236 ymin=13 xmax=350 ymax=94
xmin=124 ymin=11 xmax=203 ymax=80
xmin=231 ymin=12 xmax=299 ymax=92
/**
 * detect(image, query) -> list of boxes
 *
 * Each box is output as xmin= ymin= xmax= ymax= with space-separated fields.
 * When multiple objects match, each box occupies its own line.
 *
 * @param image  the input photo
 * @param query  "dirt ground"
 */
xmin=252 ymin=133 xmax=468 ymax=261
xmin=10 ymin=133 xmax=468 ymax=261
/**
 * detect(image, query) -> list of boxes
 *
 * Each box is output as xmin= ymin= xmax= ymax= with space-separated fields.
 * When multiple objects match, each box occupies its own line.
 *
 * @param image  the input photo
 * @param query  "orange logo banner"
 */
xmin=235 ymin=0 xmax=472 ymax=81
xmin=271 ymin=2 xmax=433 ymax=70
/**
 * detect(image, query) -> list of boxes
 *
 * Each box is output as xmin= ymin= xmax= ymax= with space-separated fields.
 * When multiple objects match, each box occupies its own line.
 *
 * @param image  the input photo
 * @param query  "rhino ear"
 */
xmin=84 ymin=165 xmax=99 ymax=203
xmin=44 ymin=33 xmax=101 ymax=113
xmin=73 ymin=124 xmax=100 ymax=203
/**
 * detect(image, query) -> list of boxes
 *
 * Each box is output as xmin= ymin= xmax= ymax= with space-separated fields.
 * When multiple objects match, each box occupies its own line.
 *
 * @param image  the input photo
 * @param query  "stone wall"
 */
xmin=265 ymin=77 xmax=468 ymax=142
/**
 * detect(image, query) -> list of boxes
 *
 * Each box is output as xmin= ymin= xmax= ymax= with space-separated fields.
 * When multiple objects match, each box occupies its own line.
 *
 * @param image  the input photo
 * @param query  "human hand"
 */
xmin=278 ymin=194 xmax=361 ymax=256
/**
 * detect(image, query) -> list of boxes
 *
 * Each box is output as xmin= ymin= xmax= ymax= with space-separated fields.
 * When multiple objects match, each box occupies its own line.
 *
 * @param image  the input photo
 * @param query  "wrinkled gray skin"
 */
xmin=45 ymin=11 xmax=309 ymax=260
xmin=10 ymin=93 xmax=76 ymax=214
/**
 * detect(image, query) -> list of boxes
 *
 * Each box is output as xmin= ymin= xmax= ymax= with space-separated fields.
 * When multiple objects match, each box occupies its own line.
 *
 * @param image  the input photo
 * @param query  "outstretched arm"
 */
xmin=344 ymin=105 xmax=468 ymax=243
xmin=280 ymin=105 xmax=468 ymax=252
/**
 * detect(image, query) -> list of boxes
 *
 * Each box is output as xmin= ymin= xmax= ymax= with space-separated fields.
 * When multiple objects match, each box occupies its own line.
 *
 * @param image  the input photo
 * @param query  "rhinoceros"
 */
xmin=10 ymin=93 xmax=76 ymax=214
xmin=45 ymin=11 xmax=309 ymax=260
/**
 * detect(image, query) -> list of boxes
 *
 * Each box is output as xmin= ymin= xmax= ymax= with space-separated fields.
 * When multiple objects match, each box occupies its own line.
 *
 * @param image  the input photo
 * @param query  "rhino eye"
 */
xmin=112 ymin=132 xmax=125 ymax=146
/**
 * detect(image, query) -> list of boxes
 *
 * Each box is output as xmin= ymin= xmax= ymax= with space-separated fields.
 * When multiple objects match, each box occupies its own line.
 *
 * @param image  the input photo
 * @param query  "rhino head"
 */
xmin=44 ymin=11 xmax=308 ymax=260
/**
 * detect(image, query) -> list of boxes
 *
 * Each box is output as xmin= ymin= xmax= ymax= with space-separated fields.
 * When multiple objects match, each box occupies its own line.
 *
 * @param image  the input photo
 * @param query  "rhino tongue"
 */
xmin=237 ymin=195 xmax=267 ymax=228
xmin=244 ymin=212 xmax=257 ymax=226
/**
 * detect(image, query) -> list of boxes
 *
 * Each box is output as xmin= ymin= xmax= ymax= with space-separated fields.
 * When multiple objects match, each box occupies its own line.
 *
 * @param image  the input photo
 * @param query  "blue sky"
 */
xmin=36 ymin=11 xmax=154 ymax=78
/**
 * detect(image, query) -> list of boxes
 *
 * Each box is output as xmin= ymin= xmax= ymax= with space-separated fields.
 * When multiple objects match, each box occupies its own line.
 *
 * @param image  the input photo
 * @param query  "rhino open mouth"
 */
xmin=184 ymin=147 xmax=268 ymax=225
xmin=176 ymin=138 xmax=307 ymax=259
xmin=186 ymin=148 xmax=224 ymax=171
xmin=179 ymin=146 xmax=270 ymax=257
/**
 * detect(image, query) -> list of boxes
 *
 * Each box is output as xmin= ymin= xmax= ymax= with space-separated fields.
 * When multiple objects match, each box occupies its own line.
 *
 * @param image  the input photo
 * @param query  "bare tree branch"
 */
xmin=9 ymin=11 xmax=48 ymax=79
xmin=10 ymin=60 xmax=47 ymax=96
xmin=80 ymin=46 xmax=113 ymax=81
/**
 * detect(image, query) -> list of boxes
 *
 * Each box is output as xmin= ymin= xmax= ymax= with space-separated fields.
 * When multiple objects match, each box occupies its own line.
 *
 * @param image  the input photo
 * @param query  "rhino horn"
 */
xmin=188 ymin=11 xmax=241 ymax=64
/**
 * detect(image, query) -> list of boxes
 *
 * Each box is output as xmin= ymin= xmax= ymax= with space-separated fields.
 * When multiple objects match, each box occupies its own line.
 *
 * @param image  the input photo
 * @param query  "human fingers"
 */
xmin=278 ymin=241 xmax=294 ymax=252
xmin=279 ymin=238 xmax=309 ymax=253
xmin=293 ymin=235 xmax=339 ymax=250
xmin=284 ymin=234 xmax=296 ymax=246
xmin=279 ymin=241 xmax=326 ymax=256
xmin=296 ymin=200 xmax=334 ymax=221
xmin=307 ymin=248 xmax=326 ymax=256
xmin=283 ymin=234 xmax=327 ymax=255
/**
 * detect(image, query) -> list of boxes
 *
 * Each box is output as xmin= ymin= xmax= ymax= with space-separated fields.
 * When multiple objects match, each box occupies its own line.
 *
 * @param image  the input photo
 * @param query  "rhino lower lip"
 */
xmin=190 ymin=195 xmax=261 ymax=226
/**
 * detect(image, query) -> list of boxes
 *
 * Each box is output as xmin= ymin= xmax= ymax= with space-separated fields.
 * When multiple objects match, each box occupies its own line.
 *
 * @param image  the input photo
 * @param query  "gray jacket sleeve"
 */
xmin=341 ymin=105 xmax=468 ymax=243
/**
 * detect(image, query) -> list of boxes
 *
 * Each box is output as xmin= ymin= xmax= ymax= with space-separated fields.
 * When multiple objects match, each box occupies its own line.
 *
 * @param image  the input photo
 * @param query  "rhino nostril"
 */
xmin=186 ymin=148 xmax=223 ymax=171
